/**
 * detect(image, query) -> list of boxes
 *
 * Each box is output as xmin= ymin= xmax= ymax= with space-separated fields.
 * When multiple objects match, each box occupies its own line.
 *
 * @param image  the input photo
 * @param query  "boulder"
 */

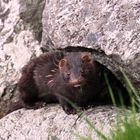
xmin=0 ymin=105 xmax=117 ymax=140
xmin=0 ymin=0 xmax=42 ymax=117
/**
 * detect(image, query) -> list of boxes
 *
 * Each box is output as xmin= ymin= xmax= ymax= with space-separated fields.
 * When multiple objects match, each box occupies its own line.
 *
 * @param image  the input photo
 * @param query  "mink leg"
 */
xmin=58 ymin=97 xmax=77 ymax=115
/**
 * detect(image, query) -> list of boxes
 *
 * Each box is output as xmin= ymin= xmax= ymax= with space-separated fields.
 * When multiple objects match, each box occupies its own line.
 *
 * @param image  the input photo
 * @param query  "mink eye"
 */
xmin=85 ymin=69 xmax=89 ymax=73
xmin=83 ymin=69 xmax=91 ymax=75
xmin=64 ymin=72 xmax=70 ymax=80
xmin=67 ymin=72 xmax=70 ymax=77
xmin=80 ymin=69 xmax=84 ymax=75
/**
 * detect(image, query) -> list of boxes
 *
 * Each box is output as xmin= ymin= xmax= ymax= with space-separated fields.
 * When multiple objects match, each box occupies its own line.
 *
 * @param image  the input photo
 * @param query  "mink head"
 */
xmin=58 ymin=52 xmax=96 ymax=87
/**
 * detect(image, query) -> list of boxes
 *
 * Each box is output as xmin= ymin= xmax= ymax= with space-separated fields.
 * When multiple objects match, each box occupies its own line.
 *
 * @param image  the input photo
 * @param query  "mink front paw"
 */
xmin=62 ymin=105 xmax=77 ymax=115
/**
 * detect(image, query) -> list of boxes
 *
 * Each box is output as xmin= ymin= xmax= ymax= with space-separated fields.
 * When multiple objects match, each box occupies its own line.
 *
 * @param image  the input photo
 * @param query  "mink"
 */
xmin=6 ymin=51 xmax=129 ymax=116
xmin=14 ymin=51 xmax=100 ymax=114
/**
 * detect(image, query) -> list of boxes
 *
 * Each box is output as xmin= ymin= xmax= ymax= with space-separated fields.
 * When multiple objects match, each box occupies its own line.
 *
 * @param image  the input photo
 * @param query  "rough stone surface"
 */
xmin=19 ymin=0 xmax=45 ymax=41
xmin=0 ymin=0 xmax=42 ymax=117
xmin=0 ymin=0 xmax=140 ymax=139
xmin=42 ymin=0 xmax=140 ymax=93
xmin=0 ymin=105 xmax=117 ymax=140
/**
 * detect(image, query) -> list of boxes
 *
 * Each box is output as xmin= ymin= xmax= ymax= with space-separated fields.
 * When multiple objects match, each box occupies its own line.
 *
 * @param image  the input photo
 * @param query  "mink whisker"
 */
xmin=47 ymin=80 xmax=54 ymax=85
xmin=45 ymin=75 xmax=53 ymax=78
xmin=51 ymin=69 xmax=57 ymax=73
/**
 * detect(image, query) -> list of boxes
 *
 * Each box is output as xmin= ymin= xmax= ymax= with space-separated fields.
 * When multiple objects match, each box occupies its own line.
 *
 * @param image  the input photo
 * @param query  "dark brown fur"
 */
xmin=15 ymin=52 xmax=101 ymax=114
xmin=18 ymin=52 xmax=63 ymax=107
xmin=5 ymin=51 xmax=130 ymax=117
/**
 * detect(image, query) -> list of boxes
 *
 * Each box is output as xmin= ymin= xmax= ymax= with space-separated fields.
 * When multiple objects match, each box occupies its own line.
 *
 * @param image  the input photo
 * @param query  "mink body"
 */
xmin=17 ymin=52 xmax=100 ymax=114
xmin=18 ymin=52 xmax=63 ymax=108
xmin=5 ymin=51 xmax=129 ymax=117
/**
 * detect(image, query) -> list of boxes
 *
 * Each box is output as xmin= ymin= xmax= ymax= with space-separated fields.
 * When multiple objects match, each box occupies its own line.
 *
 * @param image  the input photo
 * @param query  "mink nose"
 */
xmin=69 ymin=76 xmax=84 ymax=87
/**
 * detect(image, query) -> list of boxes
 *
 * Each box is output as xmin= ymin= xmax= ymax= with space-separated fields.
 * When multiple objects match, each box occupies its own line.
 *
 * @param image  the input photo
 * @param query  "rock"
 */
xmin=0 ymin=0 xmax=140 ymax=139
xmin=0 ymin=0 xmax=42 ymax=117
xmin=41 ymin=0 xmax=140 ymax=93
xmin=0 ymin=105 xmax=117 ymax=140
xmin=19 ymin=0 xmax=45 ymax=41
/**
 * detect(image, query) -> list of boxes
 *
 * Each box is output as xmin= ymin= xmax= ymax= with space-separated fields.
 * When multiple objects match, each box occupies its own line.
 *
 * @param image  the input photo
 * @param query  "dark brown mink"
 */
xmin=5 ymin=51 xmax=130 ymax=117
xmin=13 ymin=51 xmax=100 ymax=114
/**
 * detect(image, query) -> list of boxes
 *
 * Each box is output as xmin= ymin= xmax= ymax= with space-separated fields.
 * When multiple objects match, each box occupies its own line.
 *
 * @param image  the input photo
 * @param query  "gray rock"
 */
xmin=0 ymin=105 xmax=117 ymax=140
xmin=42 ymin=0 xmax=140 ymax=93
xmin=0 ymin=0 xmax=140 ymax=139
xmin=0 ymin=0 xmax=42 ymax=117
xmin=19 ymin=0 xmax=45 ymax=41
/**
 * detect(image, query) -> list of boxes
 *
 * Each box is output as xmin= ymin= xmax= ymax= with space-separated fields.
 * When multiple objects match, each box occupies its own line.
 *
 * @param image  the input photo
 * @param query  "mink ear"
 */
xmin=81 ymin=53 xmax=93 ymax=63
xmin=59 ymin=59 xmax=67 ymax=69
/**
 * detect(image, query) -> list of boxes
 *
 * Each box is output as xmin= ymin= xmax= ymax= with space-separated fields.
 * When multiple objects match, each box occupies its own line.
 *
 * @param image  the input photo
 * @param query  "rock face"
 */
xmin=0 ymin=105 xmax=116 ymax=140
xmin=0 ymin=0 xmax=42 ymax=117
xmin=42 ymin=0 xmax=140 ymax=93
xmin=0 ymin=0 xmax=140 ymax=139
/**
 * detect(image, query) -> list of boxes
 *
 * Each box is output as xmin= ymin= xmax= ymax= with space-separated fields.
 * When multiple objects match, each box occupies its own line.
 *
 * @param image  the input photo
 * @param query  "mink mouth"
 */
xmin=73 ymin=84 xmax=81 ymax=88
xmin=69 ymin=80 xmax=85 ymax=88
